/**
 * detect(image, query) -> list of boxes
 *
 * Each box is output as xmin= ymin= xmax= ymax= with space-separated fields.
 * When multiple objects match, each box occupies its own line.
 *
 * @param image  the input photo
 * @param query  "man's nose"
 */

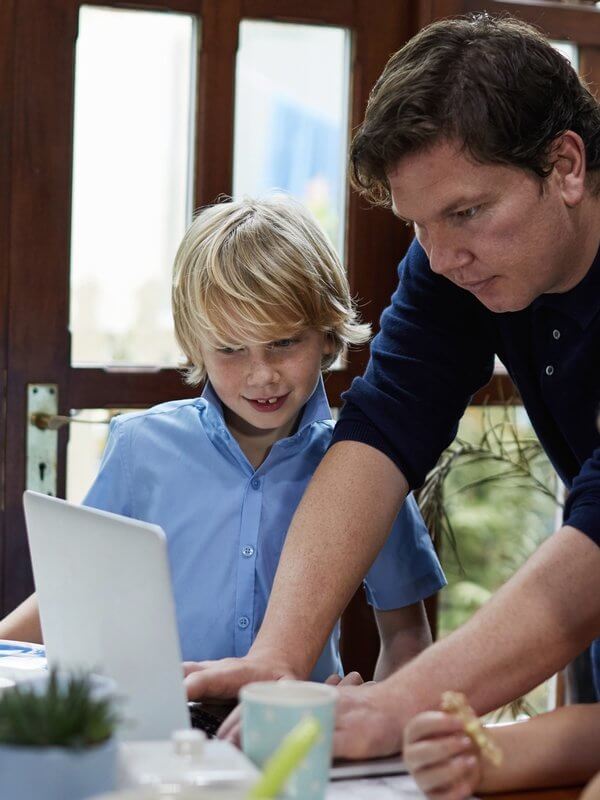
xmin=422 ymin=231 xmax=472 ymax=277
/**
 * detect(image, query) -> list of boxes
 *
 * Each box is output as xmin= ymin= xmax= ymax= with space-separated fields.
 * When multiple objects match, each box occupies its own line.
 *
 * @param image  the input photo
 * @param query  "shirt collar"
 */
xmin=198 ymin=376 xmax=332 ymax=434
xmin=532 ymin=243 xmax=600 ymax=328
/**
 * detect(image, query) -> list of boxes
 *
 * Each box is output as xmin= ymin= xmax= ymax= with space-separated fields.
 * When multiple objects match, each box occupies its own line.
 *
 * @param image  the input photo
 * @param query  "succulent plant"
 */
xmin=0 ymin=670 xmax=118 ymax=749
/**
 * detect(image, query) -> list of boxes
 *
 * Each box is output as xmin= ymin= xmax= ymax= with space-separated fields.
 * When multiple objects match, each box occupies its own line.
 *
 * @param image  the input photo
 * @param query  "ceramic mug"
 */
xmin=240 ymin=680 xmax=337 ymax=800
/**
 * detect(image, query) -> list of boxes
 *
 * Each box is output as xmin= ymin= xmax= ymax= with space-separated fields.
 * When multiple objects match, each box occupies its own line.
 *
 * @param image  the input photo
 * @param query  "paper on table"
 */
xmin=0 ymin=639 xmax=47 ymax=682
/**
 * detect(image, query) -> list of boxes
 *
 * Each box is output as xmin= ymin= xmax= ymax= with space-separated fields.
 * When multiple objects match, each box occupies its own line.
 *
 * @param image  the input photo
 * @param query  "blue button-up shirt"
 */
xmin=84 ymin=378 xmax=445 ymax=681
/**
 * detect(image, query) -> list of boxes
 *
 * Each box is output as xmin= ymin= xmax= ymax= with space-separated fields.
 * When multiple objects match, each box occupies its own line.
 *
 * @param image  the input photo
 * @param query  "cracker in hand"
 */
xmin=441 ymin=690 xmax=503 ymax=767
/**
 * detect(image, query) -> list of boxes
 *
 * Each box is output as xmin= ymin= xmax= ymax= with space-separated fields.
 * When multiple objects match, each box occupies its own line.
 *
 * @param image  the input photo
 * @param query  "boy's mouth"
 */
xmin=245 ymin=393 xmax=289 ymax=412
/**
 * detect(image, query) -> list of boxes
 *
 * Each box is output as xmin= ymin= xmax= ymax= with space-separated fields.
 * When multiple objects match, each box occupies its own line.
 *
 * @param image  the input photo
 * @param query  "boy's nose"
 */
xmin=247 ymin=360 xmax=280 ymax=388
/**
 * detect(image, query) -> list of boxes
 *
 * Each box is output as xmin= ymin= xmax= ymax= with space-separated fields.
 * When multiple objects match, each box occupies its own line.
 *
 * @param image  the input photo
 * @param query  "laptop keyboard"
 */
xmin=188 ymin=702 xmax=228 ymax=738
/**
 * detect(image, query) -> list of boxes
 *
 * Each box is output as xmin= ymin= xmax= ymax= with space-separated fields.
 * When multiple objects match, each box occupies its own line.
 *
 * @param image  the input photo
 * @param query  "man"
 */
xmin=185 ymin=14 xmax=600 ymax=758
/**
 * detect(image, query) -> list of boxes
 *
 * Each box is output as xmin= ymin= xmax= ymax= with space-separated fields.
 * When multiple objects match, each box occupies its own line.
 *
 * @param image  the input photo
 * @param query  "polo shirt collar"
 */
xmin=533 ymin=243 xmax=600 ymax=329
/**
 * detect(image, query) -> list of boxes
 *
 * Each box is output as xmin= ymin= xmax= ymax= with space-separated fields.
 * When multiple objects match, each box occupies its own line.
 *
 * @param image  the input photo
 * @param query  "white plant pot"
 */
xmin=0 ymin=736 xmax=117 ymax=800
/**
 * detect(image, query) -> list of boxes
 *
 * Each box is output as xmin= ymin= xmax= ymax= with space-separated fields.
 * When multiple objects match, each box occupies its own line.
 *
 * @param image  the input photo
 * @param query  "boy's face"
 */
xmin=200 ymin=329 xmax=334 ymax=446
xmin=387 ymin=138 xmax=585 ymax=313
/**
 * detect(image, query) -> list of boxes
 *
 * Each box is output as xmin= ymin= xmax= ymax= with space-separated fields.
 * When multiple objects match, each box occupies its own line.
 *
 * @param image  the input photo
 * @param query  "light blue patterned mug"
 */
xmin=241 ymin=681 xmax=337 ymax=800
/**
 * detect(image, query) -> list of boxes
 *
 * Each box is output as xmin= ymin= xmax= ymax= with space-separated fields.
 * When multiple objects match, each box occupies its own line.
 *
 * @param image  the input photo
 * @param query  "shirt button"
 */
xmin=545 ymin=365 xmax=554 ymax=376
xmin=552 ymin=329 xmax=561 ymax=340
xmin=238 ymin=616 xmax=250 ymax=629
xmin=251 ymin=478 xmax=261 ymax=490
xmin=242 ymin=545 xmax=255 ymax=557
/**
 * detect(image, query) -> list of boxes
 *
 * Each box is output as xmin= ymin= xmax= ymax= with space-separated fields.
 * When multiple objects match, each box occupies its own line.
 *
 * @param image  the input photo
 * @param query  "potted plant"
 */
xmin=0 ymin=669 xmax=119 ymax=799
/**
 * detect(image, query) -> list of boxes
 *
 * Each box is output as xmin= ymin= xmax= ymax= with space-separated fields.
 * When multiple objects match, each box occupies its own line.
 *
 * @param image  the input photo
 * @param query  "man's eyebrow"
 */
xmin=392 ymin=194 xmax=486 ymax=224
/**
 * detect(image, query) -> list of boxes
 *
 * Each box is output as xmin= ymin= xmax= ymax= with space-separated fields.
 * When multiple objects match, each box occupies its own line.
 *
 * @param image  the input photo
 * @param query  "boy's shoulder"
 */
xmin=110 ymin=397 xmax=204 ymax=434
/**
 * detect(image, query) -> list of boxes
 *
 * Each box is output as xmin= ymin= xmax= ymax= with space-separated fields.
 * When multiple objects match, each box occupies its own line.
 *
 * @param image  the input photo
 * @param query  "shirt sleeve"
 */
xmin=363 ymin=493 xmax=446 ymax=609
xmin=563 ymin=446 xmax=600 ymax=545
xmin=332 ymin=239 xmax=496 ymax=489
xmin=82 ymin=416 xmax=134 ymax=517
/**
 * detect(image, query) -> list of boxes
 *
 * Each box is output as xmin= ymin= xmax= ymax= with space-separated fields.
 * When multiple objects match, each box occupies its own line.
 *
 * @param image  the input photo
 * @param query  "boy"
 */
xmin=1 ymin=196 xmax=445 ymax=682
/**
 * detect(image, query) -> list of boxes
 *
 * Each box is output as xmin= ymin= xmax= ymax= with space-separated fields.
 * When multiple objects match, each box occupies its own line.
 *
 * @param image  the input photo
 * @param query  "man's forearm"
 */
xmin=374 ymin=526 xmax=600 ymax=727
xmin=251 ymin=441 xmax=409 ymax=676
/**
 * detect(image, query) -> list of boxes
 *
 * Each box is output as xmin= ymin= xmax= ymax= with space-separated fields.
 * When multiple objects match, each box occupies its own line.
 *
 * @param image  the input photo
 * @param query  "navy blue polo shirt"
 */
xmin=333 ymin=238 xmax=600 ymax=546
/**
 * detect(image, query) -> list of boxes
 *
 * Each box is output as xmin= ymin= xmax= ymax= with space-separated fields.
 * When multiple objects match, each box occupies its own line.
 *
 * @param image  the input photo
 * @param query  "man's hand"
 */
xmin=183 ymin=655 xmax=298 ymax=701
xmin=333 ymin=683 xmax=405 ymax=759
xmin=216 ymin=671 xmax=369 ymax=748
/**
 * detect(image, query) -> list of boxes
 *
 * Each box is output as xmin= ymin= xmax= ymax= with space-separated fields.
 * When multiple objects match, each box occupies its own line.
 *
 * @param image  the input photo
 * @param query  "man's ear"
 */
xmin=550 ymin=130 xmax=586 ymax=207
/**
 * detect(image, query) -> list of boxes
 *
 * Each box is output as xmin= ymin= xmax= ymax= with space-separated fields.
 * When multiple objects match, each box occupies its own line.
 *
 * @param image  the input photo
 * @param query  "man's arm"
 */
xmin=0 ymin=594 xmax=42 ymax=643
xmin=333 ymin=524 xmax=600 ymax=758
xmin=373 ymin=602 xmax=432 ymax=681
xmin=185 ymin=439 xmax=408 ymax=698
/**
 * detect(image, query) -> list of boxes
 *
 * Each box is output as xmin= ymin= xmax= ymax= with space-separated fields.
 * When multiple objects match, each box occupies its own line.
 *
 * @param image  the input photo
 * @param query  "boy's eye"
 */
xmin=217 ymin=346 xmax=241 ymax=355
xmin=272 ymin=338 xmax=297 ymax=348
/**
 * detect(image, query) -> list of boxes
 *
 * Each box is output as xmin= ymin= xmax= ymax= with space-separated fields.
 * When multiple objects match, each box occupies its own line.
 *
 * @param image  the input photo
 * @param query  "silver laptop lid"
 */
xmin=23 ymin=490 xmax=190 ymax=740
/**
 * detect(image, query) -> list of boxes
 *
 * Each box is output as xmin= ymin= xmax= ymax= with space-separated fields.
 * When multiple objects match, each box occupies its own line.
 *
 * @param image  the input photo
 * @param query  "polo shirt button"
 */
xmin=545 ymin=365 xmax=554 ymax=376
xmin=552 ymin=329 xmax=561 ymax=340
xmin=238 ymin=616 xmax=250 ymax=629
xmin=242 ymin=545 xmax=255 ymax=557
xmin=251 ymin=478 xmax=261 ymax=490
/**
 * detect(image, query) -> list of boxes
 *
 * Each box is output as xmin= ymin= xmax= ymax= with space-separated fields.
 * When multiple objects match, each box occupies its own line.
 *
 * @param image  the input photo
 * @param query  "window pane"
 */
xmin=66 ymin=409 xmax=113 ymax=503
xmin=233 ymin=21 xmax=351 ymax=256
xmin=429 ymin=406 xmax=561 ymax=716
xmin=70 ymin=7 xmax=195 ymax=367
xmin=551 ymin=39 xmax=579 ymax=71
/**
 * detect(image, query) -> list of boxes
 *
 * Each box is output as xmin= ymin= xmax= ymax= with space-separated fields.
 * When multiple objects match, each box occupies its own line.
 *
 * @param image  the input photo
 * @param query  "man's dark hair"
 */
xmin=350 ymin=13 xmax=600 ymax=205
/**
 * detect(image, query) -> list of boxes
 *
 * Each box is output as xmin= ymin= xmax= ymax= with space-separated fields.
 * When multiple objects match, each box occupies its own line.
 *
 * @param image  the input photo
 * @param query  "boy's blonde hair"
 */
xmin=172 ymin=195 xmax=371 ymax=385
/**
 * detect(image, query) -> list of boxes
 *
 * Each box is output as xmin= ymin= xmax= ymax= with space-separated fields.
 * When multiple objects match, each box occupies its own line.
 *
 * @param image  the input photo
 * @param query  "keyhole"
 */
xmin=39 ymin=462 xmax=46 ymax=482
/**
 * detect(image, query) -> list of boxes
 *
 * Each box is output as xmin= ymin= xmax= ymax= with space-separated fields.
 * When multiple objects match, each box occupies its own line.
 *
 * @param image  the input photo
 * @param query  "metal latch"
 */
xmin=26 ymin=384 xmax=58 ymax=496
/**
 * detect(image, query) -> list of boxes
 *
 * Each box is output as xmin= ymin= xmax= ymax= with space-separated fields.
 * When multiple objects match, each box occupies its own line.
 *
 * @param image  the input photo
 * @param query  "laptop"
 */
xmin=23 ymin=490 xmax=233 ymax=741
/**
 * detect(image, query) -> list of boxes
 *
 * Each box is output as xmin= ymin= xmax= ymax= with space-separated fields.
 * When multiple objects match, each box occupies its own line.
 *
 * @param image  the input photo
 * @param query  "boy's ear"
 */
xmin=322 ymin=332 xmax=336 ymax=355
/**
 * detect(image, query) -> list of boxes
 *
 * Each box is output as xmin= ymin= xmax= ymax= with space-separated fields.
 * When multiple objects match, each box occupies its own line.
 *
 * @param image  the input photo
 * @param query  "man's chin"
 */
xmin=479 ymin=294 xmax=530 ymax=314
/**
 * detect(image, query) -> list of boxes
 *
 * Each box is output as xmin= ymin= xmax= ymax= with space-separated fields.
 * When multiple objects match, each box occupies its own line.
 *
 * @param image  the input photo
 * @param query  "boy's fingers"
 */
xmin=405 ymin=734 xmax=473 ymax=772
xmin=325 ymin=672 xmax=371 ymax=688
xmin=414 ymin=754 xmax=476 ymax=793
xmin=404 ymin=711 xmax=465 ymax=745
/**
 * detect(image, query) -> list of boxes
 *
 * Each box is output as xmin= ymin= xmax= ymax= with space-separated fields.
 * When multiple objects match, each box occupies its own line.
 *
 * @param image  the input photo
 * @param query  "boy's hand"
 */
xmin=324 ymin=671 xmax=369 ymax=687
xmin=403 ymin=711 xmax=481 ymax=800
xmin=183 ymin=655 xmax=299 ymax=701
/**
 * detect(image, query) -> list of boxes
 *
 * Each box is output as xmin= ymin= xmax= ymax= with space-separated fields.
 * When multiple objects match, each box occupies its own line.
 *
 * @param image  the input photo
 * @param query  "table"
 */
xmin=326 ymin=777 xmax=583 ymax=800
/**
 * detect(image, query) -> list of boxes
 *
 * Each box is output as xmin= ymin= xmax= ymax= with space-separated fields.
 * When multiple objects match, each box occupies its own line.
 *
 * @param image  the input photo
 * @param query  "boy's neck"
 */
xmin=224 ymin=408 xmax=302 ymax=469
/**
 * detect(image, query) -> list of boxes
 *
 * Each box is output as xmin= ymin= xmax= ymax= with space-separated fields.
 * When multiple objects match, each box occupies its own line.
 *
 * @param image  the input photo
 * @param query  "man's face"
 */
xmin=387 ymin=139 xmax=578 ymax=313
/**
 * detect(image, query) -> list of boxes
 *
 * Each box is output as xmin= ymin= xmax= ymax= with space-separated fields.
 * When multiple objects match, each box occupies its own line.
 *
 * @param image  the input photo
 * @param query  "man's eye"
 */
xmin=455 ymin=206 xmax=479 ymax=220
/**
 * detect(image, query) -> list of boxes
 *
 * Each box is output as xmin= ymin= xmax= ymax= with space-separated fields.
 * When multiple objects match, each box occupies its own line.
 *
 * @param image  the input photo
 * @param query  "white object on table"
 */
xmin=0 ymin=639 xmax=47 ymax=682
xmin=119 ymin=734 xmax=259 ymax=789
